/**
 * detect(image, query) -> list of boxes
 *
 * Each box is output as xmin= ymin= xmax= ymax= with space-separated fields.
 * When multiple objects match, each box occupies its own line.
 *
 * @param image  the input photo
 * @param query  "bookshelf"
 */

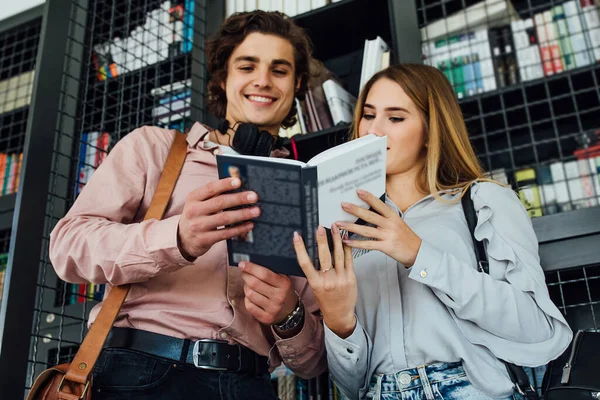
xmin=0 ymin=0 xmax=598 ymax=398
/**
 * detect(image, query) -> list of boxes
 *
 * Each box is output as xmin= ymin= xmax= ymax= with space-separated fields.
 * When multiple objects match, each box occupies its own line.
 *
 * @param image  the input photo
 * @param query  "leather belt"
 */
xmin=104 ymin=327 xmax=269 ymax=376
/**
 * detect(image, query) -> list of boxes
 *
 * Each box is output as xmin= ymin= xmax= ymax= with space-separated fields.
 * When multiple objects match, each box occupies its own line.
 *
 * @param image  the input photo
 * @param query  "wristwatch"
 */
xmin=273 ymin=294 xmax=305 ymax=332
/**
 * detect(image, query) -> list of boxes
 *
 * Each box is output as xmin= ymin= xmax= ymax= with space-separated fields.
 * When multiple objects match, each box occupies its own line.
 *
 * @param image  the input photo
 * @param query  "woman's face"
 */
xmin=358 ymin=78 xmax=427 ymax=177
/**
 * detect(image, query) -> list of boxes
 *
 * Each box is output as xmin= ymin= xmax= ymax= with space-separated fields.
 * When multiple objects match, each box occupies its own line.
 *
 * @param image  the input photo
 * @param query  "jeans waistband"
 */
xmin=369 ymin=362 xmax=465 ymax=392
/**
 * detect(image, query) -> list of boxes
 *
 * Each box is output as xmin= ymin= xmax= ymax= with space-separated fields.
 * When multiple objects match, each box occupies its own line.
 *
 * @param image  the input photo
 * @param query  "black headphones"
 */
xmin=216 ymin=119 xmax=286 ymax=157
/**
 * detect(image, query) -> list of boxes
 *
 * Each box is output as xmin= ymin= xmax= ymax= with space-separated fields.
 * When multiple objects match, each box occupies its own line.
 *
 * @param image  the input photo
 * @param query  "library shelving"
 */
xmin=0 ymin=0 xmax=599 ymax=399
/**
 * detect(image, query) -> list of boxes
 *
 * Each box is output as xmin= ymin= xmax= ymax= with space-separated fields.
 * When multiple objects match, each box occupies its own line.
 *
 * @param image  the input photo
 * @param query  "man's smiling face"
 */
xmin=223 ymin=32 xmax=298 ymax=135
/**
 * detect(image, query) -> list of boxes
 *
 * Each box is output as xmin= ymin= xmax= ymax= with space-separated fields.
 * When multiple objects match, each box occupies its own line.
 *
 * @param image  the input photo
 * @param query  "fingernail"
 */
xmin=293 ymin=231 xmax=301 ymax=243
xmin=357 ymin=189 xmax=366 ymax=197
xmin=336 ymin=222 xmax=346 ymax=228
xmin=341 ymin=202 xmax=350 ymax=209
xmin=247 ymin=192 xmax=257 ymax=201
xmin=331 ymin=223 xmax=339 ymax=234
xmin=251 ymin=207 xmax=260 ymax=216
xmin=317 ymin=225 xmax=326 ymax=236
xmin=343 ymin=231 xmax=349 ymax=240
xmin=232 ymin=178 xmax=241 ymax=187
xmin=238 ymin=261 xmax=246 ymax=269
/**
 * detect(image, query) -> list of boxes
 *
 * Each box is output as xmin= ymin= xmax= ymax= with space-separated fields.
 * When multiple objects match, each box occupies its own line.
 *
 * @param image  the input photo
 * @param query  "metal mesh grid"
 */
xmin=546 ymin=263 xmax=600 ymax=330
xmin=418 ymin=0 xmax=600 ymax=218
xmin=26 ymin=0 xmax=207 ymax=390
xmin=0 ymin=17 xmax=40 ymax=199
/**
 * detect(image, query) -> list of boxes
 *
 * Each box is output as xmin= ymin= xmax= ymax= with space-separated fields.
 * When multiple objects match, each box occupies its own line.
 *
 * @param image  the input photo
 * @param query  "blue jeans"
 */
xmin=91 ymin=348 xmax=279 ymax=400
xmin=365 ymin=362 xmax=524 ymax=400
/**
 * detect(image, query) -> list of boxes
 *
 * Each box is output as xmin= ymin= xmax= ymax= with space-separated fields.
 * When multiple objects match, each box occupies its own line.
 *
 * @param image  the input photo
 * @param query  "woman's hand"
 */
xmin=336 ymin=190 xmax=422 ymax=267
xmin=293 ymin=224 xmax=357 ymax=339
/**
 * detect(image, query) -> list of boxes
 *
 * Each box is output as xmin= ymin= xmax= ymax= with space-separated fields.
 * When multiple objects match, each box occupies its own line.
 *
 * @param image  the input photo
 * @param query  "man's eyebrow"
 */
xmin=272 ymin=59 xmax=293 ymax=68
xmin=232 ymin=56 xmax=293 ymax=69
xmin=232 ymin=56 xmax=259 ymax=63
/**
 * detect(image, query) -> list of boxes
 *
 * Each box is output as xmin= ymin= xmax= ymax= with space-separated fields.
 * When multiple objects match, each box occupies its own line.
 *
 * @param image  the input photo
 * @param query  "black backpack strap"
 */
xmin=461 ymin=184 xmax=539 ymax=400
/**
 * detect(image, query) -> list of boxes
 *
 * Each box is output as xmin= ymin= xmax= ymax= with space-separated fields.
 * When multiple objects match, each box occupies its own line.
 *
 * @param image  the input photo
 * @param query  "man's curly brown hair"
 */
xmin=205 ymin=10 xmax=313 ymax=129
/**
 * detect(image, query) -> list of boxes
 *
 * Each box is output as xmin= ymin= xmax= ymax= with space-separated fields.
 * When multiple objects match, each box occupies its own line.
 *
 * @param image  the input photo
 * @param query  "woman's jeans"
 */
xmin=91 ymin=347 xmax=279 ymax=400
xmin=365 ymin=362 xmax=544 ymax=400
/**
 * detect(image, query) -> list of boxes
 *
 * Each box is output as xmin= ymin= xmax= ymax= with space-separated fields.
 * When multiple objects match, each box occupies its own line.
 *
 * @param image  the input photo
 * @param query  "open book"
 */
xmin=216 ymin=134 xmax=387 ymax=277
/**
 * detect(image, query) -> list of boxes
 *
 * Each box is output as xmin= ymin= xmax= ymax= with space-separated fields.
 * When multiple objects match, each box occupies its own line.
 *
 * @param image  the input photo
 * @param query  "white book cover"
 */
xmin=420 ymin=0 xmax=517 ymax=42
xmin=270 ymin=0 xmax=283 ymax=12
xmin=592 ymin=157 xmax=600 ymax=200
xmin=564 ymin=160 xmax=585 ymax=208
xmin=550 ymin=161 xmax=571 ymax=209
xmin=257 ymin=0 xmax=272 ymax=11
xmin=359 ymin=36 xmax=389 ymax=90
xmin=297 ymin=0 xmax=311 ymax=14
xmin=311 ymin=0 xmax=328 ymax=10
xmin=226 ymin=0 xmax=236 ymax=16
xmin=245 ymin=0 xmax=257 ymax=11
xmin=580 ymin=0 xmax=600 ymax=61
xmin=322 ymin=79 xmax=357 ymax=125
xmin=283 ymin=0 xmax=297 ymax=16
xmin=578 ymin=159 xmax=598 ymax=206
xmin=524 ymin=18 xmax=544 ymax=80
xmin=564 ymin=0 xmax=594 ymax=67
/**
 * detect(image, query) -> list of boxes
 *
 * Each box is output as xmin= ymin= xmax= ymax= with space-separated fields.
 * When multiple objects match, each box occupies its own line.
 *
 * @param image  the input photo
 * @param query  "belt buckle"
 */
xmin=192 ymin=339 xmax=242 ymax=371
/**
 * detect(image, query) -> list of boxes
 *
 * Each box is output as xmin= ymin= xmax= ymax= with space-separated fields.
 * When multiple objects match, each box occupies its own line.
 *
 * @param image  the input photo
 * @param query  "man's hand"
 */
xmin=240 ymin=261 xmax=298 ymax=326
xmin=177 ymin=177 xmax=260 ymax=259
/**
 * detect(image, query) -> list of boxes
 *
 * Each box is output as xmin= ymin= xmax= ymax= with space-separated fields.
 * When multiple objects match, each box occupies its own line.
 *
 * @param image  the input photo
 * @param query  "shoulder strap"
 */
xmin=461 ymin=184 xmax=540 ymax=400
xmin=64 ymin=131 xmax=188 ymax=385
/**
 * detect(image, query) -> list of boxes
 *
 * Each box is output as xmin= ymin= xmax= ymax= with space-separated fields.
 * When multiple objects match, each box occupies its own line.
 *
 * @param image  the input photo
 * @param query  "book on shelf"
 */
xmin=92 ymin=0 xmax=194 ymax=81
xmin=0 ymin=69 xmax=35 ymax=115
xmin=421 ymin=0 xmax=600 ymax=96
xmin=76 ymin=132 xmax=111 ymax=196
xmin=0 ymin=152 xmax=24 ymax=196
xmin=226 ymin=0 xmax=330 ymax=18
xmin=515 ymin=168 xmax=543 ymax=218
xmin=215 ymin=134 xmax=386 ymax=276
xmin=419 ymin=0 xmax=518 ymax=42
xmin=359 ymin=36 xmax=390 ymax=90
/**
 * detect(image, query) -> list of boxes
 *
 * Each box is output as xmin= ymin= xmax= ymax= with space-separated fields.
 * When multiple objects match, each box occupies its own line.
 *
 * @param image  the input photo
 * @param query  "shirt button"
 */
xmin=346 ymin=348 xmax=354 ymax=354
xmin=230 ymin=299 xmax=236 ymax=307
xmin=220 ymin=332 xmax=229 ymax=339
xmin=282 ymin=345 xmax=291 ymax=350
xmin=419 ymin=269 xmax=428 ymax=278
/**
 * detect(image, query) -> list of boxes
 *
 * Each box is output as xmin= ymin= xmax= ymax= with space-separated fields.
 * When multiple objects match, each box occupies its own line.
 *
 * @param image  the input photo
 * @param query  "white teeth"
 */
xmin=247 ymin=95 xmax=274 ymax=103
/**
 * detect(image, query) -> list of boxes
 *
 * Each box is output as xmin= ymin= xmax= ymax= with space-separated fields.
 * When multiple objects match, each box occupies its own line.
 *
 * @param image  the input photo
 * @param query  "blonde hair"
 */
xmin=350 ymin=63 xmax=486 ymax=200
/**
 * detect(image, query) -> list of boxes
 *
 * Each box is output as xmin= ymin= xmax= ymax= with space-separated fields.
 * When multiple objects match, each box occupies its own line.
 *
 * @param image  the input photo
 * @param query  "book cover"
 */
xmin=216 ymin=135 xmax=386 ymax=276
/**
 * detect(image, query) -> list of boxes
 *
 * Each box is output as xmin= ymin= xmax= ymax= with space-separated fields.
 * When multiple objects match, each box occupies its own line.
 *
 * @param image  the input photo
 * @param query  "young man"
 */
xmin=49 ymin=11 xmax=326 ymax=400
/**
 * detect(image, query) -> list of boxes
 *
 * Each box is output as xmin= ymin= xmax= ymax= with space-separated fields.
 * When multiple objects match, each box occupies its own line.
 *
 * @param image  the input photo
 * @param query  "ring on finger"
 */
xmin=321 ymin=266 xmax=334 ymax=273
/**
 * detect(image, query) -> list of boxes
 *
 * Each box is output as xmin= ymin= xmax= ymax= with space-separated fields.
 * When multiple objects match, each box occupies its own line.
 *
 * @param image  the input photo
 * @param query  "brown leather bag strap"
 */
xmin=64 ymin=131 xmax=188 ymax=384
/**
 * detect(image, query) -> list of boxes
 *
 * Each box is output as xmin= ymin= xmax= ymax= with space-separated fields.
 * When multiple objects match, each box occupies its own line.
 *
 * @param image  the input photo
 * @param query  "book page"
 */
xmin=306 ymin=133 xmax=381 ymax=166
xmin=315 ymin=136 xmax=387 ymax=227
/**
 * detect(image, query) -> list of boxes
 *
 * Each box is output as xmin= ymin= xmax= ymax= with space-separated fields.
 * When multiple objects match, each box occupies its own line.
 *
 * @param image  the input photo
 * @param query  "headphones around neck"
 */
xmin=216 ymin=119 xmax=286 ymax=157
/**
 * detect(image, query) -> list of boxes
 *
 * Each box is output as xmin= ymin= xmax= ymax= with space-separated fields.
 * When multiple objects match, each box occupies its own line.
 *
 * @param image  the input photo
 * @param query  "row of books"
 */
xmin=488 ymin=154 xmax=600 ymax=217
xmin=150 ymin=79 xmax=191 ymax=126
xmin=421 ymin=0 xmax=600 ymax=99
xmin=92 ymin=0 xmax=194 ymax=81
xmin=75 ymin=132 xmax=111 ymax=195
xmin=279 ymin=77 xmax=356 ymax=138
xmin=280 ymin=36 xmax=390 ymax=138
xmin=0 ymin=252 xmax=7 ymax=310
xmin=0 ymin=69 xmax=34 ymax=115
xmin=0 ymin=152 xmax=23 ymax=196
xmin=271 ymin=366 xmax=348 ymax=400
xmin=59 ymin=282 xmax=106 ymax=306
xmin=226 ymin=0 xmax=344 ymax=18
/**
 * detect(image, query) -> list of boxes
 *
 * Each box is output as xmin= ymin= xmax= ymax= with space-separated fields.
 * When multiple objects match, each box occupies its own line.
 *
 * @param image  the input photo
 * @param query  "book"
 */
xmin=216 ymin=134 xmax=387 ymax=276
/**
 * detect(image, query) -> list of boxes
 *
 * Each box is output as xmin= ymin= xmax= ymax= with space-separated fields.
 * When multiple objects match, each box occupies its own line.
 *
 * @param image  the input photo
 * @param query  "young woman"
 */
xmin=293 ymin=64 xmax=572 ymax=400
